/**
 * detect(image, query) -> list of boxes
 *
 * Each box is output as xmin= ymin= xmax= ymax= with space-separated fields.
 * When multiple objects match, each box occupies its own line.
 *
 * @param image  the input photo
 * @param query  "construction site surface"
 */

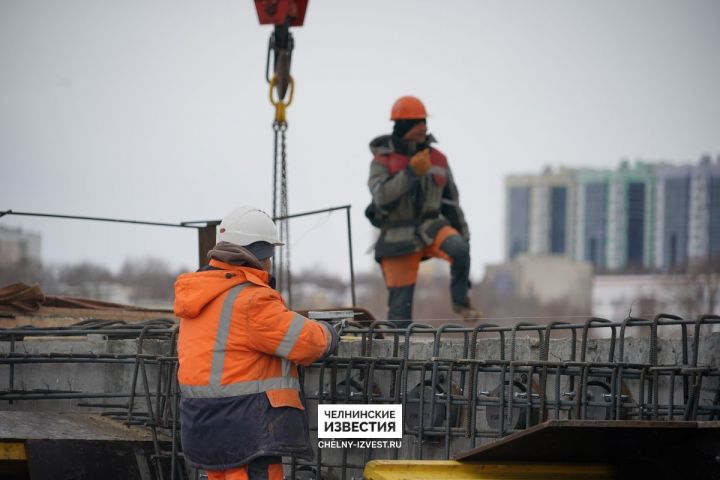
xmin=1 ymin=292 xmax=719 ymax=479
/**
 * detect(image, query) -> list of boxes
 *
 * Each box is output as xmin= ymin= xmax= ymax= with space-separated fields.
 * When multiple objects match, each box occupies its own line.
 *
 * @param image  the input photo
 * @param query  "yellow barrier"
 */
xmin=364 ymin=460 xmax=615 ymax=480
xmin=0 ymin=442 xmax=26 ymax=461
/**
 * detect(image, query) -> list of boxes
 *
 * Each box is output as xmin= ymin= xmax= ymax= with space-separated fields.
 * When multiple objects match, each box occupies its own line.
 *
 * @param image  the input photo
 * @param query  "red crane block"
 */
xmin=254 ymin=0 xmax=308 ymax=26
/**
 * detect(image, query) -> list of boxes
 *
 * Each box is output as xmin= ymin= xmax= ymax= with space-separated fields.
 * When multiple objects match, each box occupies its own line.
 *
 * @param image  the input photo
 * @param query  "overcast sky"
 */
xmin=1 ymin=0 xmax=719 ymax=282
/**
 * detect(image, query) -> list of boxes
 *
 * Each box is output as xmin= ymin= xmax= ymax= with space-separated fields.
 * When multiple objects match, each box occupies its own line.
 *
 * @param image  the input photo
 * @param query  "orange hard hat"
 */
xmin=390 ymin=96 xmax=427 ymax=120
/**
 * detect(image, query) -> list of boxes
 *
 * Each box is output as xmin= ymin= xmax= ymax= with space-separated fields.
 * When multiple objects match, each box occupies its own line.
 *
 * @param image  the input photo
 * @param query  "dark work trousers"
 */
xmin=387 ymin=234 xmax=471 ymax=327
xmin=247 ymin=456 xmax=282 ymax=480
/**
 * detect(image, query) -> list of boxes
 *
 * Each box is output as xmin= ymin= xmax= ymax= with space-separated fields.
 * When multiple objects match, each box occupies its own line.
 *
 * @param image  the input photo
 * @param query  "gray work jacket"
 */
xmin=367 ymin=134 xmax=469 ymax=260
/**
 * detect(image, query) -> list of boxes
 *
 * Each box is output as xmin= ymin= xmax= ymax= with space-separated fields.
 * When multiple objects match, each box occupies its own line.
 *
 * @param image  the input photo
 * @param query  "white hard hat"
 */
xmin=217 ymin=206 xmax=284 ymax=247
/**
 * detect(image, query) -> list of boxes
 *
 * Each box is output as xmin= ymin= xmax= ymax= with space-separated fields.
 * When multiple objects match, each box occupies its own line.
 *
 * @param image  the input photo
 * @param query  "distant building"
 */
xmin=0 ymin=226 xmax=41 ymax=267
xmin=56 ymin=282 xmax=134 ymax=306
xmin=484 ymin=254 xmax=593 ymax=313
xmin=593 ymin=274 xmax=720 ymax=324
xmin=577 ymin=161 xmax=656 ymax=271
xmin=505 ymin=155 xmax=720 ymax=273
xmin=687 ymin=155 xmax=720 ymax=262
xmin=505 ymin=167 xmax=577 ymax=260
xmin=651 ymin=156 xmax=720 ymax=272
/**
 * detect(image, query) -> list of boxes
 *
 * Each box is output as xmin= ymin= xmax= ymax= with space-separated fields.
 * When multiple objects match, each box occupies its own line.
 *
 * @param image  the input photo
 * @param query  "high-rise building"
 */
xmin=654 ymin=164 xmax=692 ymax=270
xmin=654 ymin=156 xmax=720 ymax=270
xmin=505 ymin=168 xmax=576 ymax=260
xmin=688 ymin=155 xmax=720 ymax=260
xmin=605 ymin=161 xmax=655 ymax=271
xmin=505 ymin=155 xmax=720 ymax=272
xmin=506 ymin=185 xmax=530 ymax=259
xmin=576 ymin=170 xmax=609 ymax=269
xmin=575 ymin=162 xmax=656 ymax=271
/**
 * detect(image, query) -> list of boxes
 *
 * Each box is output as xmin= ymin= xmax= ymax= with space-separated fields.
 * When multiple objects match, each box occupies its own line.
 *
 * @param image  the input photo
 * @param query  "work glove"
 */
xmin=409 ymin=149 xmax=431 ymax=175
xmin=320 ymin=321 xmax=340 ymax=359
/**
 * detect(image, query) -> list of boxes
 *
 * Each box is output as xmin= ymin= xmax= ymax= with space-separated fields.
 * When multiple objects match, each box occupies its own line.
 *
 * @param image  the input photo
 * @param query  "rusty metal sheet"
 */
xmin=0 ymin=283 xmax=44 ymax=313
xmin=454 ymin=420 xmax=720 ymax=479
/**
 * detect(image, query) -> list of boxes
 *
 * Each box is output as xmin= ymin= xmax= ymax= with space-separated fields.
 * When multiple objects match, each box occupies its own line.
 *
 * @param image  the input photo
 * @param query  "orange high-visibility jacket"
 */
xmin=174 ymin=259 xmax=336 ymax=470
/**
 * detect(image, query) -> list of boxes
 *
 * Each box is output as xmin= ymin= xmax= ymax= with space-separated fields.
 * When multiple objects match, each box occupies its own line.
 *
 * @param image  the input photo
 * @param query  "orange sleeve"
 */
xmin=245 ymin=288 xmax=331 ymax=365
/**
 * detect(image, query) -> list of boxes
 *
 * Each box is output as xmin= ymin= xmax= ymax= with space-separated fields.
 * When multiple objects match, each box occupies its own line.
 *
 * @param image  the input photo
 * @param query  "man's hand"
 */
xmin=409 ymin=149 xmax=431 ymax=175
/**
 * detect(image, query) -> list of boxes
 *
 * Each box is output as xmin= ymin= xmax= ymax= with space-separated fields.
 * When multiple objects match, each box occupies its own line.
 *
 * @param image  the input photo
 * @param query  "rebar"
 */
xmin=1 ymin=315 xmax=719 ymax=480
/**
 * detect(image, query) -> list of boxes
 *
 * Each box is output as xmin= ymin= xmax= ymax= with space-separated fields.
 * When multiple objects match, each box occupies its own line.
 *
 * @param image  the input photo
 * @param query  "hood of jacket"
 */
xmin=173 ymin=260 xmax=270 ymax=319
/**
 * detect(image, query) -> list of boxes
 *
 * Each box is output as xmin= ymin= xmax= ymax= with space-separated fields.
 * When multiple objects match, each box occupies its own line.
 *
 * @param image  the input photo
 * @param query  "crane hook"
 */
xmin=269 ymin=74 xmax=294 ymax=123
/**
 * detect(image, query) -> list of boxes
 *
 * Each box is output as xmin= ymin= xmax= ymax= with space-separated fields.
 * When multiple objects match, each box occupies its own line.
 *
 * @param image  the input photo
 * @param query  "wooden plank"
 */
xmin=0 ymin=306 xmax=176 ymax=329
xmin=0 ymin=412 xmax=167 ymax=442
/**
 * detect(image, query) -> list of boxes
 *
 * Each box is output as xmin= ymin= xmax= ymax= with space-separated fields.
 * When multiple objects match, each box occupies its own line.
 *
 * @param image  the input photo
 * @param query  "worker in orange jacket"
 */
xmin=174 ymin=206 xmax=339 ymax=480
xmin=367 ymin=96 xmax=481 ymax=326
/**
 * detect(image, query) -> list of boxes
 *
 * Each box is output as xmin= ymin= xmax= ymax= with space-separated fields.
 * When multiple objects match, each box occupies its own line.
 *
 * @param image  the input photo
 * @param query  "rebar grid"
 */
xmin=1 ymin=314 xmax=719 ymax=480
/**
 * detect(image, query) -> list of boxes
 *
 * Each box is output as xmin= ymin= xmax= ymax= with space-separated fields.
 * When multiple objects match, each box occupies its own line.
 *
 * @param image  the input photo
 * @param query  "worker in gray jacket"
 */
xmin=366 ymin=96 xmax=481 ymax=327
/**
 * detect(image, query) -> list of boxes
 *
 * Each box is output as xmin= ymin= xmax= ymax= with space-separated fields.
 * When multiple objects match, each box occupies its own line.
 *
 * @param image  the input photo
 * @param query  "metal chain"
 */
xmin=280 ymin=122 xmax=292 ymax=306
xmin=272 ymin=122 xmax=279 ymax=220
xmin=272 ymin=120 xmax=291 ymax=305
xmin=272 ymin=121 xmax=280 ymax=283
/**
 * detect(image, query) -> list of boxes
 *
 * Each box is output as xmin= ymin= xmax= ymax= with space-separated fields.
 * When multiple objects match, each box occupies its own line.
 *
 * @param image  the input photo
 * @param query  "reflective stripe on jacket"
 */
xmin=174 ymin=259 xmax=335 ymax=470
xmin=367 ymin=134 xmax=469 ymax=260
